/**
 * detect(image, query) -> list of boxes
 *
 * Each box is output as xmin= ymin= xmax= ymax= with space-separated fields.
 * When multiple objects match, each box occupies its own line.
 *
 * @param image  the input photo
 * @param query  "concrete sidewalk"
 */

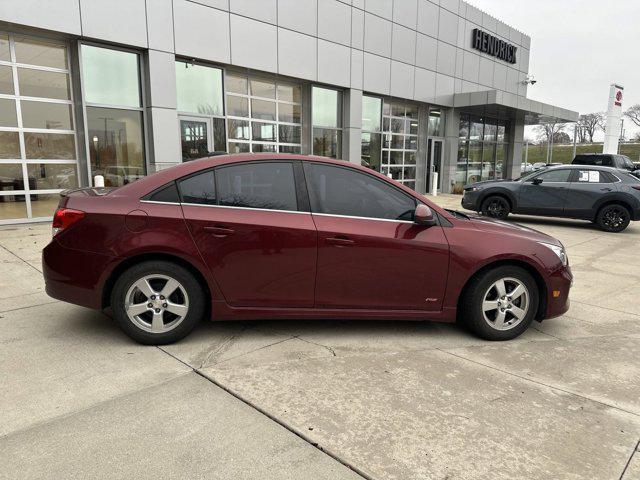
xmin=1 ymin=198 xmax=639 ymax=479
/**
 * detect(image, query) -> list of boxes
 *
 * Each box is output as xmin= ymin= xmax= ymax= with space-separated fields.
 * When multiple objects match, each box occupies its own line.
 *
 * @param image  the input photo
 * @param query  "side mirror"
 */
xmin=415 ymin=204 xmax=436 ymax=226
xmin=531 ymin=178 xmax=543 ymax=185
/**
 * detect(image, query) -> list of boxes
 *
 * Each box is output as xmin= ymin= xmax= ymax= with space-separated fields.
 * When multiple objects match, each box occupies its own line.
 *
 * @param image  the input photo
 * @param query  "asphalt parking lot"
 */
xmin=1 ymin=194 xmax=639 ymax=480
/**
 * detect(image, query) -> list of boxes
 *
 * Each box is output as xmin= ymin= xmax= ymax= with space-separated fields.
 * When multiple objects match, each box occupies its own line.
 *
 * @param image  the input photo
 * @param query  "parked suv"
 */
xmin=43 ymin=154 xmax=572 ymax=344
xmin=572 ymin=153 xmax=638 ymax=174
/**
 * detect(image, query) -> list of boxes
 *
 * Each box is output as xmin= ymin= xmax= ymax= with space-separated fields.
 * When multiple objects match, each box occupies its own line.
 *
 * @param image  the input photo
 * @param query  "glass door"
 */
xmin=180 ymin=117 xmax=212 ymax=161
xmin=427 ymin=139 xmax=444 ymax=192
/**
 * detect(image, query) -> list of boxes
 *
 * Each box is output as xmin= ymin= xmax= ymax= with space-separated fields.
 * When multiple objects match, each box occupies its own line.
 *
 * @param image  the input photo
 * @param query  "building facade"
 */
xmin=0 ymin=0 xmax=578 ymax=224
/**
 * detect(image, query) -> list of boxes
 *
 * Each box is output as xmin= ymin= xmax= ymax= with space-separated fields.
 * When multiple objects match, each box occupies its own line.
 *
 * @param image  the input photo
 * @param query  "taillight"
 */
xmin=632 ymin=185 xmax=640 ymax=191
xmin=52 ymin=208 xmax=85 ymax=237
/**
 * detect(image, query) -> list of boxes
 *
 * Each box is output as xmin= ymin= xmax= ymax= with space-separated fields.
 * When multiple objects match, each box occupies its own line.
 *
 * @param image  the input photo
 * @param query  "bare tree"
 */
xmin=534 ymin=122 xmax=565 ymax=144
xmin=577 ymin=113 xmax=604 ymax=143
xmin=624 ymin=104 xmax=640 ymax=128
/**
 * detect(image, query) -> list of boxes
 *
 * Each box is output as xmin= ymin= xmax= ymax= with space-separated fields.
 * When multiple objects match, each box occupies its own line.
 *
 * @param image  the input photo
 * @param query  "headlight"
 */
xmin=538 ymin=242 xmax=568 ymax=266
xmin=465 ymin=186 xmax=483 ymax=192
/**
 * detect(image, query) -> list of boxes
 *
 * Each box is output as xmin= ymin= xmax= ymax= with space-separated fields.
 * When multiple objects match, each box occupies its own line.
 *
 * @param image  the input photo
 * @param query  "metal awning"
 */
xmin=453 ymin=90 xmax=579 ymax=124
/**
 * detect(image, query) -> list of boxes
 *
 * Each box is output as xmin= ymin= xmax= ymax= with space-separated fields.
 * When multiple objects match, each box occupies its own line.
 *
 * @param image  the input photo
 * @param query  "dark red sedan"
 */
xmin=43 ymin=154 xmax=572 ymax=344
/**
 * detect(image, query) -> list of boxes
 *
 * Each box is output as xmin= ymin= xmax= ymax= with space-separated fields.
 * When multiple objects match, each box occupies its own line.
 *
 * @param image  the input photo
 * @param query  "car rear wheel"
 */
xmin=461 ymin=266 xmax=538 ymax=341
xmin=481 ymin=195 xmax=511 ymax=220
xmin=596 ymin=204 xmax=630 ymax=233
xmin=111 ymin=261 xmax=205 ymax=344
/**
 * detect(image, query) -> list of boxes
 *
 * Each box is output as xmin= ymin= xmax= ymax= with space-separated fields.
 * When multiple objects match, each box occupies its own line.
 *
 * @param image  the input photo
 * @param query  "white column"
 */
xmin=603 ymin=84 xmax=624 ymax=154
xmin=342 ymin=89 xmax=363 ymax=164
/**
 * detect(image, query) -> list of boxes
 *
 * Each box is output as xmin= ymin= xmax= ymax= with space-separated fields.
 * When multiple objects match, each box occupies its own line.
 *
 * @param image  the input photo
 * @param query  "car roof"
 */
xmin=541 ymin=164 xmax=621 ymax=173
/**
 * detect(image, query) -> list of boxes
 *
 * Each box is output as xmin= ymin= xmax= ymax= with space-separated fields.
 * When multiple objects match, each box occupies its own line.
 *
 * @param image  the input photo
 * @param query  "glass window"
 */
xmin=497 ymin=123 xmax=507 ymax=142
xmin=428 ymin=109 xmax=444 ymax=136
xmin=467 ymin=141 xmax=482 ymax=184
xmin=18 ymin=68 xmax=70 ymax=100
xmin=313 ymin=128 xmax=341 ymax=159
xmin=380 ymin=100 xmax=418 ymax=186
xmin=576 ymin=170 xmax=607 ymax=183
xmin=225 ymin=73 xmax=248 ymax=94
xmin=469 ymin=117 xmax=484 ymax=141
xmin=252 ymin=122 xmax=276 ymax=142
xmin=362 ymin=96 xmax=382 ymax=132
xmin=87 ymin=107 xmax=144 ymax=186
xmin=212 ymin=117 xmax=226 ymax=151
xmin=178 ymin=170 xmax=216 ymax=205
xmin=481 ymin=143 xmax=496 ymax=181
xmin=0 ymin=163 xmax=24 ymax=190
xmin=0 ymin=132 xmax=20 ymax=159
xmin=496 ymin=144 xmax=506 ymax=179
xmin=312 ymin=87 xmax=341 ymax=128
xmin=0 ymin=98 xmax=18 ymax=127
xmin=216 ymin=162 xmax=297 ymax=211
xmin=251 ymin=99 xmax=276 ymax=121
xmin=147 ymin=182 xmax=180 ymax=203
xmin=29 ymin=193 xmax=60 ymax=218
xmin=175 ymin=62 xmax=224 ymax=116
xmin=24 ymin=132 xmax=75 ymax=159
xmin=361 ymin=132 xmax=382 ymax=172
xmin=0 ymin=195 xmax=28 ymax=220
xmin=20 ymin=101 xmax=73 ymax=130
xmin=459 ymin=115 xmax=469 ymax=140
xmin=484 ymin=122 xmax=497 ymax=142
xmin=180 ymin=120 xmax=209 ymax=160
xmin=305 ymin=163 xmax=415 ymax=221
xmin=0 ymin=33 xmax=9 ymax=61
xmin=532 ymin=169 xmax=571 ymax=183
xmin=250 ymin=79 xmax=276 ymax=99
xmin=81 ymin=45 xmax=140 ymax=107
xmin=228 ymin=142 xmax=250 ymax=153
xmin=226 ymin=95 xmax=249 ymax=117
xmin=14 ymin=37 xmax=67 ymax=69
xmin=278 ymin=103 xmax=301 ymax=123
xmin=251 ymin=143 xmax=277 ymax=153
xmin=279 ymin=145 xmax=301 ymax=154
xmin=0 ymin=66 xmax=14 ymax=94
xmin=277 ymin=84 xmax=301 ymax=103
xmin=279 ymin=125 xmax=301 ymax=144
xmin=227 ymin=119 xmax=250 ymax=140
xmin=454 ymin=141 xmax=468 ymax=194
xmin=26 ymin=163 xmax=78 ymax=189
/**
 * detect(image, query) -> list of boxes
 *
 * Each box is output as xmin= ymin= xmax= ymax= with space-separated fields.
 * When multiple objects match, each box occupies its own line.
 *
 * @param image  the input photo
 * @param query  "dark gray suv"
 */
xmin=461 ymin=165 xmax=640 ymax=232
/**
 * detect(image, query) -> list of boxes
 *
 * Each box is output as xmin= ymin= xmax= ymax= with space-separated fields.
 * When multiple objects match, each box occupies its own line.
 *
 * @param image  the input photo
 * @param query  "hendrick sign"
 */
xmin=472 ymin=28 xmax=517 ymax=64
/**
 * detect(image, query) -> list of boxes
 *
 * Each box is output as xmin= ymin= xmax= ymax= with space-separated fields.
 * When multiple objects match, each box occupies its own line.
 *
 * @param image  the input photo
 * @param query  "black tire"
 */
xmin=595 ymin=204 xmax=631 ymax=233
xmin=461 ymin=265 xmax=539 ymax=341
xmin=481 ymin=195 xmax=511 ymax=220
xmin=111 ymin=260 xmax=206 ymax=344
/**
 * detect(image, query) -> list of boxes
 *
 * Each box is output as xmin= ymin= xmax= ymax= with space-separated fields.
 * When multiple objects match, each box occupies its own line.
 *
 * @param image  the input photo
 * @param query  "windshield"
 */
xmin=513 ymin=170 xmax=540 ymax=182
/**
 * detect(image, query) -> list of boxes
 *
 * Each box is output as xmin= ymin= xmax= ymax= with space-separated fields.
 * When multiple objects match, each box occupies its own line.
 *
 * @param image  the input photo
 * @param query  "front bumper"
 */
xmin=43 ymin=239 xmax=118 ymax=310
xmin=542 ymin=264 xmax=573 ymax=320
xmin=461 ymin=191 xmax=481 ymax=211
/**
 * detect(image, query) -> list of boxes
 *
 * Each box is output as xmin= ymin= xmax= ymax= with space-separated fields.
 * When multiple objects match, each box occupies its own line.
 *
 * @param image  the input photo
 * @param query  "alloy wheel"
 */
xmin=125 ymin=274 xmax=189 ymax=333
xmin=481 ymin=277 xmax=530 ymax=331
xmin=602 ymin=207 xmax=626 ymax=230
xmin=487 ymin=199 xmax=507 ymax=217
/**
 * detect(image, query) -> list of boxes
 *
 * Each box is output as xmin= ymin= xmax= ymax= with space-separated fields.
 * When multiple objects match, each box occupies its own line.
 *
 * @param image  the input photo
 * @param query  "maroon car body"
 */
xmin=43 ymin=154 xmax=571 ymax=341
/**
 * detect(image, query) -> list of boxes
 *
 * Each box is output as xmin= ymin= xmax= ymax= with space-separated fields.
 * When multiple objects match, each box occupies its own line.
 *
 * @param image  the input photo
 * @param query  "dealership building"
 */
xmin=0 ymin=0 xmax=578 ymax=224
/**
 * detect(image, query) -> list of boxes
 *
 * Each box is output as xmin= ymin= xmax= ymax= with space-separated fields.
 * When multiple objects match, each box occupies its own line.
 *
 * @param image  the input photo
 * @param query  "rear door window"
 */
xmin=215 ymin=162 xmax=298 ymax=212
xmin=574 ymin=170 xmax=610 ymax=183
xmin=178 ymin=170 xmax=217 ymax=205
xmin=304 ymin=162 xmax=416 ymax=221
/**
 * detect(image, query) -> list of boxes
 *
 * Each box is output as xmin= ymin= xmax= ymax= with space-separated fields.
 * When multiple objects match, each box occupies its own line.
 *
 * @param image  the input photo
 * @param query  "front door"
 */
xmin=179 ymin=161 xmax=317 ymax=308
xmin=517 ymin=168 xmax=572 ymax=215
xmin=180 ymin=117 xmax=211 ymax=161
xmin=303 ymin=162 xmax=450 ymax=311
xmin=427 ymin=139 xmax=443 ymax=192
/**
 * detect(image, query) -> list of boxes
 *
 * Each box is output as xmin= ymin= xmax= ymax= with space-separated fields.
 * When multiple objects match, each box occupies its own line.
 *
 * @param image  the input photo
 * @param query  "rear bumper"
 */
xmin=43 ymin=239 xmax=118 ymax=310
xmin=543 ymin=265 xmax=573 ymax=320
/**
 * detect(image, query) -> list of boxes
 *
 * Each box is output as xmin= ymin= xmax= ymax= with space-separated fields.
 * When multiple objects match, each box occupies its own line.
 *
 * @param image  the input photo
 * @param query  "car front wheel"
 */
xmin=481 ymin=195 xmax=511 ymax=220
xmin=461 ymin=266 xmax=539 ymax=341
xmin=111 ymin=261 xmax=206 ymax=344
xmin=596 ymin=204 xmax=630 ymax=233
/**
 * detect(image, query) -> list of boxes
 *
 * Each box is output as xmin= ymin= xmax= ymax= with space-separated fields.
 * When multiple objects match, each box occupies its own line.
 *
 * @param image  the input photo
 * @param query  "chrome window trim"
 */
xmin=180 ymin=202 xmax=309 ymax=215
xmin=140 ymin=200 xmax=181 ymax=206
xmin=312 ymin=212 xmax=415 ymax=224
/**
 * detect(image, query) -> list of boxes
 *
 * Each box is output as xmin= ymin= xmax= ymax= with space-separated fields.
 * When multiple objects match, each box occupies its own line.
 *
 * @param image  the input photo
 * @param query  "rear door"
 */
xmin=179 ymin=161 xmax=317 ymax=308
xmin=564 ymin=169 xmax=617 ymax=219
xmin=303 ymin=162 xmax=449 ymax=311
xmin=517 ymin=169 xmax=572 ymax=215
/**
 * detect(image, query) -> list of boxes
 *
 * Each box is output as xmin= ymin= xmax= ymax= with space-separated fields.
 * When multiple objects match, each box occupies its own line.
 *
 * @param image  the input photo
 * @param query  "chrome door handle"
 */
xmin=204 ymin=226 xmax=235 ymax=237
xmin=326 ymin=236 xmax=355 ymax=247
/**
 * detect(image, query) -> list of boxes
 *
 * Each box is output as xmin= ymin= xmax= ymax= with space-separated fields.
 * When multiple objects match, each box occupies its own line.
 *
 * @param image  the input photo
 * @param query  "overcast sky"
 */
xmin=468 ymin=0 xmax=640 ymax=141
